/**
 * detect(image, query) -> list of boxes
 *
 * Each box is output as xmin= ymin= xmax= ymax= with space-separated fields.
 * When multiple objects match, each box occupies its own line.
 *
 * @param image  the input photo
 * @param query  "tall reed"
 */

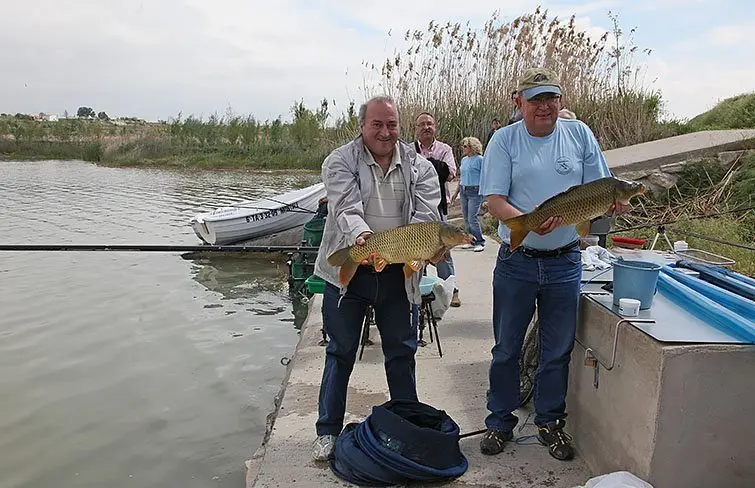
xmin=366 ymin=7 xmax=660 ymax=152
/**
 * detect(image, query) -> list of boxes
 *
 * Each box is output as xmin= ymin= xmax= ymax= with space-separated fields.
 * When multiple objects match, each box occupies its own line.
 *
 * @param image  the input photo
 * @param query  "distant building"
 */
xmin=32 ymin=113 xmax=59 ymax=121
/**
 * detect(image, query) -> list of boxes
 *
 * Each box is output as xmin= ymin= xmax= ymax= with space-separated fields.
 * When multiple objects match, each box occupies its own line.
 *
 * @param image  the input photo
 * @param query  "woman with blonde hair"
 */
xmin=451 ymin=136 xmax=485 ymax=251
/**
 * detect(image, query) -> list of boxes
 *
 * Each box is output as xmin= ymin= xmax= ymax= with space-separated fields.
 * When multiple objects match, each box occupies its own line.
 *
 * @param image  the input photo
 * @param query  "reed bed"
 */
xmin=367 ymin=8 xmax=663 ymax=153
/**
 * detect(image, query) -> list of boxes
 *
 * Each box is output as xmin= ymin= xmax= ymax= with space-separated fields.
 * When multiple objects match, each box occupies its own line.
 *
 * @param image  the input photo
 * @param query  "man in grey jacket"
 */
xmin=311 ymin=95 xmax=442 ymax=461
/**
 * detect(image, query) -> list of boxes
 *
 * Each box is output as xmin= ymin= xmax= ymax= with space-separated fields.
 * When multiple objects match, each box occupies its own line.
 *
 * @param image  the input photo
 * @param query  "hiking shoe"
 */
xmin=450 ymin=293 xmax=461 ymax=307
xmin=480 ymin=429 xmax=513 ymax=455
xmin=537 ymin=419 xmax=574 ymax=461
xmin=311 ymin=434 xmax=337 ymax=461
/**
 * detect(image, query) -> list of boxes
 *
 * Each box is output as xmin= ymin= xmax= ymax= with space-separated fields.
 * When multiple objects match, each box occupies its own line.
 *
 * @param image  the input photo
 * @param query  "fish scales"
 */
xmin=327 ymin=221 xmax=472 ymax=285
xmin=502 ymin=177 xmax=645 ymax=250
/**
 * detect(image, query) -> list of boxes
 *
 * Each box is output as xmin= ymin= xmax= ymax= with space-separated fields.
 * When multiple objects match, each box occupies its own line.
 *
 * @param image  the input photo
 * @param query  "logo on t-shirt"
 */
xmin=555 ymin=157 xmax=573 ymax=175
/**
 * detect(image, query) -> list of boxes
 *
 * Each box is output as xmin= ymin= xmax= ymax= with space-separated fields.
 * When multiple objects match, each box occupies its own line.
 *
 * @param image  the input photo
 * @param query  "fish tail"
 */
xmin=503 ymin=214 xmax=528 ymax=251
xmin=338 ymin=261 xmax=360 ymax=286
xmin=327 ymin=246 xmax=361 ymax=286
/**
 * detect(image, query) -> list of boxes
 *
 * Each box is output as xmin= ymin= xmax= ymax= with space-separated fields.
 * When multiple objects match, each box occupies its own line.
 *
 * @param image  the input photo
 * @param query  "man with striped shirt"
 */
xmin=311 ymin=96 xmax=442 ymax=462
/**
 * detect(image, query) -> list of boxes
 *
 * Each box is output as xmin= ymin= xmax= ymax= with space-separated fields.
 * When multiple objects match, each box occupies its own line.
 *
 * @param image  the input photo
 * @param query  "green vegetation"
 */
xmin=1 ymin=8 xmax=753 ymax=170
xmin=0 ymin=101 xmax=359 ymax=169
xmin=608 ymin=152 xmax=754 ymax=276
xmin=686 ymin=93 xmax=755 ymax=131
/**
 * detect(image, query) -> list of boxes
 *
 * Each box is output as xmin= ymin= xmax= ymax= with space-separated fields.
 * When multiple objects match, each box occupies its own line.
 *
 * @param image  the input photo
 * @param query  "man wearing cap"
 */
xmin=478 ymin=67 xmax=627 ymax=460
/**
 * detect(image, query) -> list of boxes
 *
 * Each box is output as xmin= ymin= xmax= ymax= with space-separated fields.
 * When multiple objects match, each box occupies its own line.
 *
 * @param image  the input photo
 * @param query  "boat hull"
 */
xmin=189 ymin=183 xmax=326 ymax=245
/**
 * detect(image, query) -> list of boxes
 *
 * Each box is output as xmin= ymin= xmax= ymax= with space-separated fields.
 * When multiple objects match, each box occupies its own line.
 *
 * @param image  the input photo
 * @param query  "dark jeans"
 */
xmin=316 ymin=264 xmax=418 ymax=436
xmin=485 ymin=242 xmax=582 ymax=432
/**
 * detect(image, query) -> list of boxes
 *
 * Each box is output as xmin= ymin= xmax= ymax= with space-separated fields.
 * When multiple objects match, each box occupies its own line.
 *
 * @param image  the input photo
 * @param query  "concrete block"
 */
xmin=568 ymin=295 xmax=755 ymax=488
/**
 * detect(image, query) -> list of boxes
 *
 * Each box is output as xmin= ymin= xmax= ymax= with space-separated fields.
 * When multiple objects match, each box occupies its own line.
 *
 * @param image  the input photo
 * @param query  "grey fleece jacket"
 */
xmin=312 ymin=137 xmax=442 ymax=305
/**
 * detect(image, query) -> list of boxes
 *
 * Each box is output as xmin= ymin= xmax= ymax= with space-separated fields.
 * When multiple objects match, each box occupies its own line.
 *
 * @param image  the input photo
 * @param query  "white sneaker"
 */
xmin=473 ymin=244 xmax=485 ymax=252
xmin=312 ymin=434 xmax=337 ymax=461
xmin=460 ymin=244 xmax=474 ymax=249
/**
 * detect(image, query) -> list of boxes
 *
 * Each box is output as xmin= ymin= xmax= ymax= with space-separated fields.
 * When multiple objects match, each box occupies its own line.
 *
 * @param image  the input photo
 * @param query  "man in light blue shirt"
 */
xmin=478 ymin=67 xmax=628 ymax=461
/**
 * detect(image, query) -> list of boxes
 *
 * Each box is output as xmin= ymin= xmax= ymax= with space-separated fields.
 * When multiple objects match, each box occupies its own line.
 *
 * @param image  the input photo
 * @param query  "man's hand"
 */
xmin=533 ymin=216 xmax=564 ymax=235
xmin=355 ymin=231 xmax=372 ymax=246
xmin=607 ymin=202 xmax=631 ymax=216
xmin=355 ymin=231 xmax=373 ymax=265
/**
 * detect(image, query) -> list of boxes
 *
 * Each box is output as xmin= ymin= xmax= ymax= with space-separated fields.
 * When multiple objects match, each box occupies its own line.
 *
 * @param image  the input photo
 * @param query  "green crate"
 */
xmin=302 ymin=217 xmax=326 ymax=246
xmin=305 ymin=275 xmax=325 ymax=294
xmin=291 ymin=261 xmax=315 ymax=281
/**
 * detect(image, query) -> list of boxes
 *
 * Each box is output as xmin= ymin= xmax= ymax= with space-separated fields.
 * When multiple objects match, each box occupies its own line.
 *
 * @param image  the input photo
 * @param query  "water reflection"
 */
xmin=1 ymin=160 xmax=318 ymax=488
xmin=184 ymin=252 xmax=313 ymax=331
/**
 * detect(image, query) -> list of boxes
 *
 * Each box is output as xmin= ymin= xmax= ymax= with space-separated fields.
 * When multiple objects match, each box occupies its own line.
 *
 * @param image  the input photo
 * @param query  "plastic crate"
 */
xmin=305 ymin=275 xmax=325 ymax=294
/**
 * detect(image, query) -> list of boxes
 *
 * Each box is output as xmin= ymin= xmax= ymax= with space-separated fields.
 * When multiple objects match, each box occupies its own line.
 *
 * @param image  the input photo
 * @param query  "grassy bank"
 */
xmin=6 ymin=8 xmax=752 ymax=169
xmin=1 ymin=101 xmax=358 ymax=169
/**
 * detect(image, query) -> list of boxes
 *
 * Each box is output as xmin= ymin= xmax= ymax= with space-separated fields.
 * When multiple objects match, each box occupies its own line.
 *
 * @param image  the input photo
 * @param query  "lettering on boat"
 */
xmin=245 ymin=202 xmax=301 ymax=223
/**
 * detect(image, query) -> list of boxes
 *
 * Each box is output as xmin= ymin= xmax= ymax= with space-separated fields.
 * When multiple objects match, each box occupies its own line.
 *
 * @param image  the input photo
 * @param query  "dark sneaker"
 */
xmin=537 ymin=419 xmax=574 ymax=461
xmin=479 ymin=429 xmax=513 ymax=455
xmin=311 ymin=434 xmax=337 ymax=461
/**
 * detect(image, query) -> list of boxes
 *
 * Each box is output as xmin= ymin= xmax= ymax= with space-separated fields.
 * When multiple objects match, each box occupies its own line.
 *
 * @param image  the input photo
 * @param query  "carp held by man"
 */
xmin=502 ymin=176 xmax=645 ymax=250
xmin=327 ymin=221 xmax=473 ymax=285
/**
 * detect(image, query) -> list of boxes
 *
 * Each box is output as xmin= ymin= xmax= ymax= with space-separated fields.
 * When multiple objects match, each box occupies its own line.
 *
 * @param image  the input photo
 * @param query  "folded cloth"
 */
xmin=581 ymin=246 xmax=616 ymax=271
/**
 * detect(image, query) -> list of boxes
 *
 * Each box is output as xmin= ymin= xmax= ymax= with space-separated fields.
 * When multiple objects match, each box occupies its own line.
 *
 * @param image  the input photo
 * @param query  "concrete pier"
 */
xmin=246 ymin=243 xmax=594 ymax=488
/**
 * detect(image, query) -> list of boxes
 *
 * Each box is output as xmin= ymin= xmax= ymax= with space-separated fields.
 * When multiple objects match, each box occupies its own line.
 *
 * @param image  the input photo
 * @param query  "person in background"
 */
xmin=450 ymin=136 xmax=485 ymax=252
xmin=310 ymin=95 xmax=442 ymax=462
xmin=414 ymin=112 xmax=461 ymax=308
xmin=507 ymin=90 xmax=523 ymax=125
xmin=558 ymin=108 xmax=577 ymax=120
xmin=478 ymin=67 xmax=630 ymax=461
xmin=486 ymin=118 xmax=502 ymax=145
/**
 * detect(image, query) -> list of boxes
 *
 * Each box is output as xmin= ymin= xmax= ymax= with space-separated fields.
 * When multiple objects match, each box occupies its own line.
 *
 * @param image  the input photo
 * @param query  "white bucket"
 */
xmin=619 ymin=298 xmax=641 ymax=317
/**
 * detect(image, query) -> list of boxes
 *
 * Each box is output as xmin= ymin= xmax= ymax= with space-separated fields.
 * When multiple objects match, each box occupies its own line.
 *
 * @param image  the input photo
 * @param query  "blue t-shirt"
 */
xmin=479 ymin=119 xmax=611 ymax=250
xmin=460 ymin=154 xmax=483 ymax=187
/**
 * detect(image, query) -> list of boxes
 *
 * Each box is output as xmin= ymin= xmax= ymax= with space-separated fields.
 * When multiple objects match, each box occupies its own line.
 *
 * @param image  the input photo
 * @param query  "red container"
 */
xmin=611 ymin=236 xmax=646 ymax=249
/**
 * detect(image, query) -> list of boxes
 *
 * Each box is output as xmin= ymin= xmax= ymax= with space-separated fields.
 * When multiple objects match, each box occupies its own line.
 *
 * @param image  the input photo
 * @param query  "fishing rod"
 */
xmin=0 ymin=244 xmax=320 ymax=253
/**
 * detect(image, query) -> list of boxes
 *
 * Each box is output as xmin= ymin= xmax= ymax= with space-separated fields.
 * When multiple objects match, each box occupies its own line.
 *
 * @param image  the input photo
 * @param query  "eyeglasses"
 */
xmin=526 ymin=95 xmax=561 ymax=106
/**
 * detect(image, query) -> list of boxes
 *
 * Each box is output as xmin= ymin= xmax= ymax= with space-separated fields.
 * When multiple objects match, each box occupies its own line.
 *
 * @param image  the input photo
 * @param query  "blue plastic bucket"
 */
xmin=612 ymin=260 xmax=662 ymax=310
xmin=420 ymin=276 xmax=439 ymax=295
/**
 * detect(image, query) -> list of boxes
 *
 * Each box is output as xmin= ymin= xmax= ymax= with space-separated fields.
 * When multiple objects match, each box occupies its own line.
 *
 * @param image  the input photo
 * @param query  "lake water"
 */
xmin=0 ymin=160 xmax=321 ymax=488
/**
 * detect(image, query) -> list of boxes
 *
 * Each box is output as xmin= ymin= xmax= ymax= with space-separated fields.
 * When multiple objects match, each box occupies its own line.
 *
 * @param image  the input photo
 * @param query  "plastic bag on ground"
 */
xmin=573 ymin=471 xmax=654 ymax=488
xmin=429 ymin=275 xmax=455 ymax=319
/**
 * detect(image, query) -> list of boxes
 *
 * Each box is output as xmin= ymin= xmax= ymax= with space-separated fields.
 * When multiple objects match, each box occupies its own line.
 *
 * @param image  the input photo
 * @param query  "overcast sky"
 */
xmin=1 ymin=0 xmax=752 ymax=123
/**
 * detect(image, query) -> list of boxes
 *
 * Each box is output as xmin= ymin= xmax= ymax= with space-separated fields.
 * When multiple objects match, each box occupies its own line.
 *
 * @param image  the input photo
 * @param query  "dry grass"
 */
xmin=367 ymin=7 xmax=661 ymax=151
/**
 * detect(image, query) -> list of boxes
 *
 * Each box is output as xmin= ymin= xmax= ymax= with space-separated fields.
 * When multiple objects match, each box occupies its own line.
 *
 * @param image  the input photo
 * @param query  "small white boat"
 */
xmin=189 ymin=183 xmax=326 ymax=245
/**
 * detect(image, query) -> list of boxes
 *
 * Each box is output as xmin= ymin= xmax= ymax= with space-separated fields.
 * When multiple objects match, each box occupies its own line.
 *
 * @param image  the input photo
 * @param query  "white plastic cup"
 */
xmin=619 ymin=298 xmax=641 ymax=317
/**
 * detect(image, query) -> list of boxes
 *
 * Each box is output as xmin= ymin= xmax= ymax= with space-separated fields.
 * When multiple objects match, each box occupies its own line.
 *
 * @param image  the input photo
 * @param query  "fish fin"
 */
xmin=403 ymin=260 xmax=422 ymax=278
xmin=503 ymin=215 xmax=528 ymax=251
xmin=576 ymin=220 xmax=592 ymax=238
xmin=338 ymin=261 xmax=360 ymax=286
xmin=429 ymin=248 xmax=447 ymax=264
xmin=327 ymin=246 xmax=353 ymax=267
xmin=373 ymin=255 xmax=388 ymax=272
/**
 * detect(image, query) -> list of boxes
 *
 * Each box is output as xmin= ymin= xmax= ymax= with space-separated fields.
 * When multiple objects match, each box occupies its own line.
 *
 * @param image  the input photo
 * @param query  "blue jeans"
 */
xmin=460 ymin=185 xmax=485 ymax=246
xmin=316 ymin=264 xmax=418 ymax=436
xmin=435 ymin=213 xmax=458 ymax=294
xmin=485 ymin=242 xmax=582 ymax=432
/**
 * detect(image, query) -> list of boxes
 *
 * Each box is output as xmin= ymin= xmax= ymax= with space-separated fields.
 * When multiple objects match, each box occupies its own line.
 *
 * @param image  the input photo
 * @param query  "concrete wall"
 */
xmin=568 ymin=296 xmax=755 ymax=488
xmin=650 ymin=345 xmax=755 ymax=488
xmin=568 ymin=297 xmax=664 ymax=479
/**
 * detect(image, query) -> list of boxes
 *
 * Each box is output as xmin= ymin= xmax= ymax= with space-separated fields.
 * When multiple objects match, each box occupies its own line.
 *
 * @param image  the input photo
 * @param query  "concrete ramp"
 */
xmin=604 ymin=129 xmax=755 ymax=172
